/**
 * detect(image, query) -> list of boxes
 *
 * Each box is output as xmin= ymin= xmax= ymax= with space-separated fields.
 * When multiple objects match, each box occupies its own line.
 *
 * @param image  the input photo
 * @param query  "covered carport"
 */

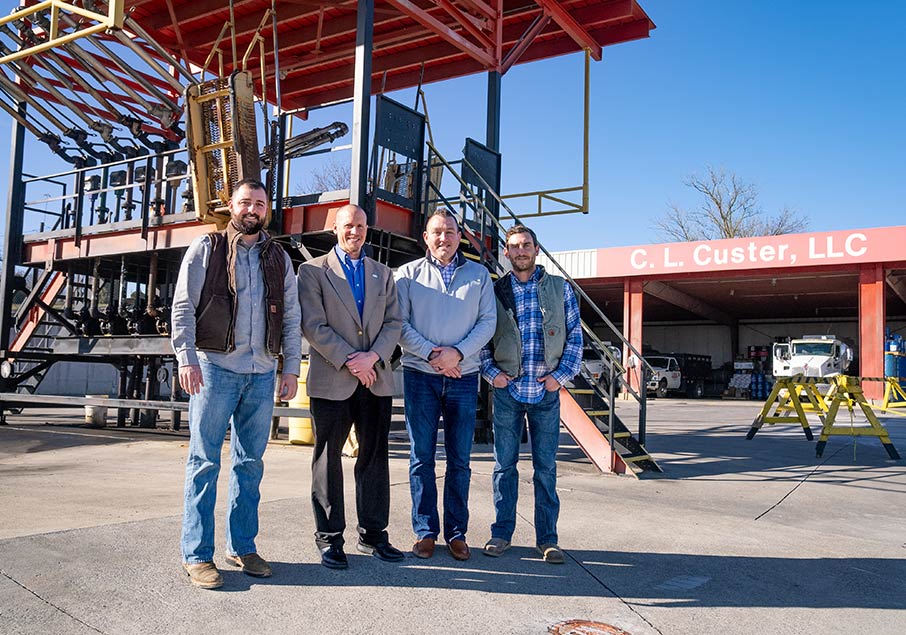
xmin=545 ymin=226 xmax=906 ymax=400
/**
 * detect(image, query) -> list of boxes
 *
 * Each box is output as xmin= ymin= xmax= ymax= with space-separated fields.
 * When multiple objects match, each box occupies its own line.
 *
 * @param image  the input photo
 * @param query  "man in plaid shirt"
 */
xmin=480 ymin=224 xmax=582 ymax=564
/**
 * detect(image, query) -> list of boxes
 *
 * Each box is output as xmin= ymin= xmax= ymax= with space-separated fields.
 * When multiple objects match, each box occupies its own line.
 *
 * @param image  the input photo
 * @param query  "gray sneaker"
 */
xmin=537 ymin=543 xmax=565 ymax=564
xmin=183 ymin=562 xmax=224 ymax=589
xmin=225 ymin=553 xmax=273 ymax=577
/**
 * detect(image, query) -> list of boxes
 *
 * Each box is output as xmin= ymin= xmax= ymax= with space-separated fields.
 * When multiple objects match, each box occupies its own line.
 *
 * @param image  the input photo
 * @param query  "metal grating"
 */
xmin=186 ymin=71 xmax=261 ymax=228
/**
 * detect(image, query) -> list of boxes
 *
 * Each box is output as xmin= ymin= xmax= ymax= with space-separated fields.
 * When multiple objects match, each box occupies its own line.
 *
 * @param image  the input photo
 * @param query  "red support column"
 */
xmin=859 ymin=264 xmax=886 ymax=400
xmin=623 ymin=279 xmax=644 ymax=394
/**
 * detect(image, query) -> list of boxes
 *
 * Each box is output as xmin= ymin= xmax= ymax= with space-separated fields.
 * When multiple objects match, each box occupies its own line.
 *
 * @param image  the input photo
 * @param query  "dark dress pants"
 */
xmin=310 ymin=384 xmax=392 ymax=549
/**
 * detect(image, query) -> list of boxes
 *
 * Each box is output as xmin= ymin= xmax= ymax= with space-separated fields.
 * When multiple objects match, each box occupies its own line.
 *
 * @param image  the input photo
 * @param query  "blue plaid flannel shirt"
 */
xmin=481 ymin=267 xmax=583 ymax=404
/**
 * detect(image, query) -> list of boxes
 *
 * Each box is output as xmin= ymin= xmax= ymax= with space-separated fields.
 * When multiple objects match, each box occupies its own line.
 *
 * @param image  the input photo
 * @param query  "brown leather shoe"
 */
xmin=447 ymin=539 xmax=470 ymax=561
xmin=225 ymin=552 xmax=272 ymax=577
xmin=412 ymin=537 xmax=435 ymax=559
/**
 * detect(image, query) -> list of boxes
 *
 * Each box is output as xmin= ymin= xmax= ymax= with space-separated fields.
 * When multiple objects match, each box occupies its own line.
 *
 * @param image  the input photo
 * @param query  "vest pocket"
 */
xmin=196 ymin=293 xmax=232 ymax=348
xmin=197 ymin=293 xmax=231 ymax=323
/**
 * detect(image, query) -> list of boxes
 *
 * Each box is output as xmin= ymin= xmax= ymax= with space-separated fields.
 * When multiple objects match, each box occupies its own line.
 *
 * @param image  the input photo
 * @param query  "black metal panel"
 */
xmin=0 ymin=100 xmax=27 ymax=352
xmin=462 ymin=137 xmax=501 ymax=193
xmin=374 ymin=96 xmax=425 ymax=160
xmin=349 ymin=0 xmax=374 ymax=210
xmin=371 ymin=95 xmax=426 ymax=220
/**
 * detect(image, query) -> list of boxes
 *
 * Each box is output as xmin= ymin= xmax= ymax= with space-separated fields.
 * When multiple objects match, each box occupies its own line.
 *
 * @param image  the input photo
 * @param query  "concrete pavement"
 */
xmin=1 ymin=399 xmax=904 ymax=634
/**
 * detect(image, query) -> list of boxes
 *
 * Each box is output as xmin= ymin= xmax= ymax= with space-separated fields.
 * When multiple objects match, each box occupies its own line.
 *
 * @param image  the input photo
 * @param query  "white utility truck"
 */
xmin=772 ymin=335 xmax=853 ymax=379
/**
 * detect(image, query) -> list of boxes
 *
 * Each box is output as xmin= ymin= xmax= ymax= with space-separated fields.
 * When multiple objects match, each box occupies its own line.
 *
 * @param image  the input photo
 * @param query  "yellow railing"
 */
xmin=0 ymin=0 xmax=124 ymax=66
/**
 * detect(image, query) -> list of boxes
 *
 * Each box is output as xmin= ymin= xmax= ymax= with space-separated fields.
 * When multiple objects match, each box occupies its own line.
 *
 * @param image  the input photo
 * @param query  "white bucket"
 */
xmin=84 ymin=396 xmax=109 ymax=428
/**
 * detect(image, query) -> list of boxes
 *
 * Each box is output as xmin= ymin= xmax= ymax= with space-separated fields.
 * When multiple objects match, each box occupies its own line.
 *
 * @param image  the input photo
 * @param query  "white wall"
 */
xmin=36 ymin=362 xmax=119 ymax=396
xmin=537 ymin=250 xmax=596 ymax=279
xmin=642 ymin=324 xmax=734 ymax=366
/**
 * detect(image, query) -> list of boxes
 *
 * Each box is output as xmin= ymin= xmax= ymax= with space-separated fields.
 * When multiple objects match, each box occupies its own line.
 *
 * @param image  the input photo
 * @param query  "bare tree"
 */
xmin=654 ymin=166 xmax=808 ymax=241
xmin=299 ymin=159 xmax=351 ymax=194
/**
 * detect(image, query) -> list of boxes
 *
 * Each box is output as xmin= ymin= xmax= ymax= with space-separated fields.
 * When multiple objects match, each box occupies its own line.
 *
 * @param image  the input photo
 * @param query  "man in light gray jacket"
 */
xmin=394 ymin=209 xmax=496 ymax=561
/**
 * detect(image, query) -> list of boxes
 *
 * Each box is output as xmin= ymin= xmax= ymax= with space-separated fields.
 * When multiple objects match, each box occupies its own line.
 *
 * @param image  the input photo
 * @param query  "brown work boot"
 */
xmin=183 ymin=562 xmax=224 ymax=589
xmin=447 ymin=539 xmax=471 ymax=561
xmin=412 ymin=537 xmax=436 ymax=559
xmin=225 ymin=553 xmax=272 ymax=577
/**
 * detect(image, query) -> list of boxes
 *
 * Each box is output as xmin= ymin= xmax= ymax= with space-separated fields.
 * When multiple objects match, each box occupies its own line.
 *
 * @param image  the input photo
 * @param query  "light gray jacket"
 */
xmin=394 ymin=252 xmax=496 ymax=375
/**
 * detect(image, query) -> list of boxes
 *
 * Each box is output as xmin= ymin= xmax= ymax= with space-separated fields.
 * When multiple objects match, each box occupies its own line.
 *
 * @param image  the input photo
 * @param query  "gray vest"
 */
xmin=490 ymin=268 xmax=566 ymax=377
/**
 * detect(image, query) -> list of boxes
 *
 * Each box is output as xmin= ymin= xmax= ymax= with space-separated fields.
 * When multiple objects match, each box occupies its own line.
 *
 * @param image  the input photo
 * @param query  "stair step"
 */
xmin=585 ymin=409 xmax=610 ymax=416
xmin=622 ymin=453 xmax=651 ymax=463
xmin=569 ymin=388 xmax=595 ymax=395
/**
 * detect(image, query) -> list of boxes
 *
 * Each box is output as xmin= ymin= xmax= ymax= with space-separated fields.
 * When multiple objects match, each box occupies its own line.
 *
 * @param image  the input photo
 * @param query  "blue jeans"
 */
xmin=181 ymin=360 xmax=276 ymax=564
xmin=490 ymin=387 xmax=561 ymax=546
xmin=404 ymin=369 xmax=479 ymax=543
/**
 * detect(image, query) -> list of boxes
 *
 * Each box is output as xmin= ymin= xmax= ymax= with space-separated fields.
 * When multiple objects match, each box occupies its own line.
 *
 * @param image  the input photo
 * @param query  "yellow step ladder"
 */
xmin=815 ymin=376 xmax=900 ymax=460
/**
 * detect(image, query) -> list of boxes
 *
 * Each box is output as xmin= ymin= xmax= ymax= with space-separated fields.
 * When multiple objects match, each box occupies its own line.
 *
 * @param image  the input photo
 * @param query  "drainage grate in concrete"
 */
xmin=548 ymin=620 xmax=631 ymax=635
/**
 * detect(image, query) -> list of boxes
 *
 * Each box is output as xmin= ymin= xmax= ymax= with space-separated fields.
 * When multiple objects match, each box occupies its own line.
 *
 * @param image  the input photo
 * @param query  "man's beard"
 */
xmin=511 ymin=257 xmax=535 ymax=272
xmin=233 ymin=216 xmax=264 ymax=235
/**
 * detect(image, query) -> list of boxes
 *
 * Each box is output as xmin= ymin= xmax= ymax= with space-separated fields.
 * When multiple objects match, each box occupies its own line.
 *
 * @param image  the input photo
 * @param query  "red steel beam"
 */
xmin=500 ymin=12 xmax=551 ymax=73
xmin=435 ymin=0 xmax=496 ymax=52
xmin=533 ymin=0 xmax=602 ymax=60
xmin=859 ymin=264 xmax=886 ymax=401
xmin=558 ymin=387 xmax=628 ymax=475
xmin=622 ymin=279 xmax=644 ymax=395
xmin=23 ymin=222 xmax=213 ymax=265
xmin=282 ymin=12 xmax=648 ymax=106
xmin=8 ymin=272 xmax=66 ymax=354
xmin=456 ymin=0 xmax=497 ymax=22
xmin=383 ymin=0 xmax=496 ymax=67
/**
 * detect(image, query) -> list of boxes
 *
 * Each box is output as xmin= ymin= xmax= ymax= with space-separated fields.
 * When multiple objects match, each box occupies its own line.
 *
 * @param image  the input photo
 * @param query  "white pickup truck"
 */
xmin=645 ymin=353 xmax=712 ymax=398
xmin=582 ymin=342 xmax=622 ymax=392
xmin=772 ymin=335 xmax=853 ymax=379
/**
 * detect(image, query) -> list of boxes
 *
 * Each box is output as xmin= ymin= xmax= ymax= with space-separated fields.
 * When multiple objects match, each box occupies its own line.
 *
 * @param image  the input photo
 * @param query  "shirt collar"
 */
xmin=335 ymin=244 xmax=362 ymax=267
xmin=512 ymin=266 xmax=542 ymax=285
xmin=426 ymin=250 xmax=461 ymax=269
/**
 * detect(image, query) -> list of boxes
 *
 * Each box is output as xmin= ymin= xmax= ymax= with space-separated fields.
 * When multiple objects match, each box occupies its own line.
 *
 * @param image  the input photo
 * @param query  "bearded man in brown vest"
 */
xmin=172 ymin=178 xmax=302 ymax=589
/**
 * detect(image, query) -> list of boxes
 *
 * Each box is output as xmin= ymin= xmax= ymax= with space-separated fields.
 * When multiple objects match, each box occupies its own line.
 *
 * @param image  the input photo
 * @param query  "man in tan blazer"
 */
xmin=297 ymin=204 xmax=403 ymax=569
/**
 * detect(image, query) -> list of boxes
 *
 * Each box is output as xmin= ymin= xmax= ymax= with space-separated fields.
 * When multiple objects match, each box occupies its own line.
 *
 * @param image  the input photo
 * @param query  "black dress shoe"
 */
xmin=320 ymin=544 xmax=348 ymax=569
xmin=356 ymin=539 xmax=404 ymax=562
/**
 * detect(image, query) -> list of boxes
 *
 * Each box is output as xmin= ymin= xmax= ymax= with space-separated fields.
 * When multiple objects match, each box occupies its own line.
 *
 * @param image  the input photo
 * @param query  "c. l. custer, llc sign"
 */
xmin=598 ymin=226 xmax=906 ymax=278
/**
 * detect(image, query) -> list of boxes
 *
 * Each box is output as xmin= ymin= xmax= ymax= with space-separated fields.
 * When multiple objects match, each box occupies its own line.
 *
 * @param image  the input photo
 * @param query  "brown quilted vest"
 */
xmin=195 ymin=224 xmax=287 ymax=356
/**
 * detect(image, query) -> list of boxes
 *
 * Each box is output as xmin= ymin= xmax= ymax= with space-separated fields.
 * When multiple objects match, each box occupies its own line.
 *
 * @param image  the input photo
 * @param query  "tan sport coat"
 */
xmin=297 ymin=249 xmax=401 ymax=400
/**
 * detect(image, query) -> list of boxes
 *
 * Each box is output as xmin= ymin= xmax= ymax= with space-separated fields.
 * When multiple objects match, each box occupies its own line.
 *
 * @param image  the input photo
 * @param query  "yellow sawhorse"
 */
xmin=814 ymin=376 xmax=900 ymax=460
xmin=881 ymin=377 xmax=906 ymax=411
xmin=747 ymin=376 xmax=826 ymax=441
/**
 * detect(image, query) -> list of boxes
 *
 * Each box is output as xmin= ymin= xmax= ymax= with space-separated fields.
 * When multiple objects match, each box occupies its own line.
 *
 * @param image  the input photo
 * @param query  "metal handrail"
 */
xmin=425 ymin=140 xmax=654 ymax=378
xmin=424 ymin=142 xmax=655 ymax=444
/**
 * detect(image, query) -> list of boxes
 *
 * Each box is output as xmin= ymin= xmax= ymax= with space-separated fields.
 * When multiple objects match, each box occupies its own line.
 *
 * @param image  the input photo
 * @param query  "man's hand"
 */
xmin=357 ymin=367 xmax=377 ymax=388
xmin=537 ymin=374 xmax=561 ymax=392
xmin=345 ymin=351 xmax=379 ymax=383
xmin=492 ymin=372 xmax=513 ymax=388
xmin=429 ymin=346 xmax=462 ymax=373
xmin=277 ymin=373 xmax=299 ymax=401
xmin=178 ymin=364 xmax=204 ymax=396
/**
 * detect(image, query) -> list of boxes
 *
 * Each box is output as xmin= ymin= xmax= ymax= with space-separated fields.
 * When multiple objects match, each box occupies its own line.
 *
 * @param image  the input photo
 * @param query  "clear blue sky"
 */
xmin=2 ymin=0 xmax=904 ymax=251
